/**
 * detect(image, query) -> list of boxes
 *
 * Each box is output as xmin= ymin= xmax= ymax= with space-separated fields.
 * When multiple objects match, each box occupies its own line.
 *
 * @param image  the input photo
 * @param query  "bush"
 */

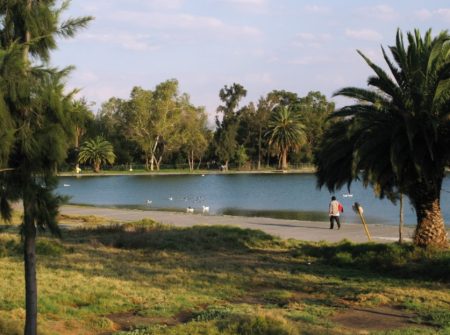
xmin=219 ymin=313 xmax=300 ymax=335
xmin=193 ymin=305 xmax=233 ymax=322
xmin=36 ymin=239 xmax=65 ymax=256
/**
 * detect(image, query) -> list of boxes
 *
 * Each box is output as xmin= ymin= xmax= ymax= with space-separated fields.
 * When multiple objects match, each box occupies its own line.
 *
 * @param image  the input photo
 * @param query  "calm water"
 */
xmin=57 ymin=174 xmax=450 ymax=225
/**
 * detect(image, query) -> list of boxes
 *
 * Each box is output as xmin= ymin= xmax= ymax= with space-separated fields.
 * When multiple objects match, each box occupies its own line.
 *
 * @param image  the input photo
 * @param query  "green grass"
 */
xmin=0 ymin=218 xmax=449 ymax=334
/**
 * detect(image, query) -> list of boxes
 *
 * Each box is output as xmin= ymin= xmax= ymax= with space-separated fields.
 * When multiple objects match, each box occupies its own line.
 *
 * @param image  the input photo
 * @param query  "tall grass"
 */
xmin=0 ymin=218 xmax=448 ymax=334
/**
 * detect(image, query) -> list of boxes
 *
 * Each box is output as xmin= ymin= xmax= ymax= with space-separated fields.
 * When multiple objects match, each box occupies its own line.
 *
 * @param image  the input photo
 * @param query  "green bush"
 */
xmin=36 ymin=239 xmax=65 ymax=256
xmin=220 ymin=313 xmax=299 ymax=335
xmin=193 ymin=305 xmax=233 ymax=322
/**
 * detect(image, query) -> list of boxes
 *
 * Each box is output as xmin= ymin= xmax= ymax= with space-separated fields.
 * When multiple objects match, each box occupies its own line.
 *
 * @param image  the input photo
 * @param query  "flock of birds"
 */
xmin=146 ymin=196 xmax=210 ymax=214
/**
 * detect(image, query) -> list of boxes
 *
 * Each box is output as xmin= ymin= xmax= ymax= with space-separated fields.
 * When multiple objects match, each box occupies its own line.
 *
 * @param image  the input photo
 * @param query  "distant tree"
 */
xmin=69 ymin=98 xmax=94 ymax=171
xmin=78 ymin=137 xmax=116 ymax=172
xmin=267 ymin=90 xmax=300 ymax=107
xmin=127 ymin=80 xmax=183 ymax=170
xmin=151 ymin=79 xmax=183 ymax=170
xmin=235 ymin=102 xmax=258 ymax=165
xmin=235 ymin=145 xmax=249 ymax=170
xmin=0 ymin=1 xmax=92 ymax=333
xmin=214 ymin=83 xmax=247 ymax=170
xmin=255 ymin=96 xmax=277 ymax=169
xmin=297 ymin=91 xmax=335 ymax=162
xmin=96 ymin=97 xmax=137 ymax=165
xmin=266 ymin=105 xmax=306 ymax=170
xmin=178 ymin=95 xmax=210 ymax=171
xmin=315 ymin=29 xmax=450 ymax=248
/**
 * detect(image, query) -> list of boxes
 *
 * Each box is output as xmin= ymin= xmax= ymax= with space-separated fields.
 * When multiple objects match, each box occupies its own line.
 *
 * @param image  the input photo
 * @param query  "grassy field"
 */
xmin=0 ymin=214 xmax=449 ymax=335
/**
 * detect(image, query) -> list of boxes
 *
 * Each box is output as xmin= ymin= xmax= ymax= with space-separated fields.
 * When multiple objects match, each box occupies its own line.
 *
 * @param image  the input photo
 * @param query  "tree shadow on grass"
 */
xmin=295 ymin=241 xmax=450 ymax=282
xmin=66 ymin=223 xmax=287 ymax=254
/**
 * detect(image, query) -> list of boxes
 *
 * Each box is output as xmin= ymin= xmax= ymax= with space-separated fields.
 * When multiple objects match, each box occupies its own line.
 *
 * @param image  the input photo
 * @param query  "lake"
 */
xmin=57 ymin=173 xmax=450 ymax=226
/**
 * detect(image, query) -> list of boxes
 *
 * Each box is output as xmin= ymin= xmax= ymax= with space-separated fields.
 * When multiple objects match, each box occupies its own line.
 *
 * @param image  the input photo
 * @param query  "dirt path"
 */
xmin=60 ymin=205 xmax=415 ymax=243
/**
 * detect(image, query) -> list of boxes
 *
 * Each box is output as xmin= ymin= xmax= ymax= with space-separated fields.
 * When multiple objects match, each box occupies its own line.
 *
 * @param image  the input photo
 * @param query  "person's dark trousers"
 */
xmin=329 ymin=216 xmax=341 ymax=229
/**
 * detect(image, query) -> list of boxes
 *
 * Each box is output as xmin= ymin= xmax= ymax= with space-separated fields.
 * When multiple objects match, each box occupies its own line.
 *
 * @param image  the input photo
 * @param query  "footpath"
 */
xmin=60 ymin=205 xmax=415 ymax=243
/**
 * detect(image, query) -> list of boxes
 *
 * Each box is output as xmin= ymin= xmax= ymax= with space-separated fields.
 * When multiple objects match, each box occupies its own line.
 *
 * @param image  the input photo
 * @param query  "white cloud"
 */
xmin=304 ymin=5 xmax=331 ymax=14
xmin=143 ymin=0 xmax=185 ymax=10
xmin=227 ymin=0 xmax=266 ymax=5
xmin=292 ymin=32 xmax=331 ymax=48
xmin=289 ymin=56 xmax=332 ymax=65
xmin=107 ymin=11 xmax=262 ymax=38
xmin=244 ymin=72 xmax=273 ymax=85
xmin=345 ymin=29 xmax=383 ymax=42
xmin=414 ymin=8 xmax=450 ymax=21
xmin=357 ymin=5 xmax=397 ymax=21
xmin=414 ymin=9 xmax=432 ymax=21
xmin=435 ymin=8 xmax=450 ymax=21
xmin=75 ymin=71 xmax=99 ymax=83
xmin=80 ymin=33 xmax=160 ymax=51
xmin=225 ymin=0 xmax=268 ymax=13
xmin=80 ymin=0 xmax=184 ymax=11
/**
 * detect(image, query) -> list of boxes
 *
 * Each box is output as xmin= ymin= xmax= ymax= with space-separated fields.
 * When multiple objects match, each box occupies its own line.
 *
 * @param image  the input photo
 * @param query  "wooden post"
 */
xmin=353 ymin=202 xmax=372 ymax=242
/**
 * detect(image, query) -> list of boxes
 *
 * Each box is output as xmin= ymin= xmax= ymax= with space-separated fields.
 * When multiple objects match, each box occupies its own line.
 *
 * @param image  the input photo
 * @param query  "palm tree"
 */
xmin=79 ymin=137 xmax=116 ymax=172
xmin=315 ymin=29 xmax=450 ymax=248
xmin=266 ymin=105 xmax=306 ymax=170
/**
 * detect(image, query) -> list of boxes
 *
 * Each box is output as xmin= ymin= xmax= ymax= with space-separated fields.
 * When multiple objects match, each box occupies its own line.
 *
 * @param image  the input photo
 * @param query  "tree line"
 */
xmin=69 ymin=81 xmax=335 ymax=172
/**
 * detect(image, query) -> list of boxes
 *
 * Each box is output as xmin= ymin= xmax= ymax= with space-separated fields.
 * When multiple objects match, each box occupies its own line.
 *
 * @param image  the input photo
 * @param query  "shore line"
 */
xmin=60 ymin=204 xmax=417 ymax=244
xmin=57 ymin=168 xmax=316 ymax=177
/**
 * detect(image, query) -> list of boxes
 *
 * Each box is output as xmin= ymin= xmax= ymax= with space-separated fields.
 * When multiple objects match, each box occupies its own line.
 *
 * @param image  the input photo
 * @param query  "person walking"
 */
xmin=329 ymin=196 xmax=343 ymax=229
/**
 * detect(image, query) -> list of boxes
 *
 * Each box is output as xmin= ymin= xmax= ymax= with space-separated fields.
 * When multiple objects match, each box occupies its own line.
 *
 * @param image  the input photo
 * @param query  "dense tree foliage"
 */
xmin=71 ymin=82 xmax=334 ymax=171
xmin=0 ymin=1 xmax=91 ymax=334
xmin=266 ymin=105 xmax=306 ymax=170
xmin=78 ymin=136 xmax=116 ymax=172
xmin=214 ymin=83 xmax=247 ymax=170
xmin=315 ymin=29 xmax=450 ymax=248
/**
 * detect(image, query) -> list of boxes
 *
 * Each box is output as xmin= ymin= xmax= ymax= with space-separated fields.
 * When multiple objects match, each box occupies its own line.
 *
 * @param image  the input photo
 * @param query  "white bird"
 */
xmin=146 ymin=200 xmax=152 ymax=205
xmin=201 ymin=174 xmax=205 ymax=177
xmin=168 ymin=197 xmax=173 ymax=201
xmin=202 ymin=206 xmax=210 ymax=213
xmin=186 ymin=207 xmax=194 ymax=213
xmin=343 ymin=194 xmax=353 ymax=198
xmin=63 ymin=184 xmax=70 ymax=187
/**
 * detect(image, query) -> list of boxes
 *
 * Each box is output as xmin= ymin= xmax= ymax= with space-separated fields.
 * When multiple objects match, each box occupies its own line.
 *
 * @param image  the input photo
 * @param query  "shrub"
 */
xmin=220 ymin=312 xmax=300 ymax=335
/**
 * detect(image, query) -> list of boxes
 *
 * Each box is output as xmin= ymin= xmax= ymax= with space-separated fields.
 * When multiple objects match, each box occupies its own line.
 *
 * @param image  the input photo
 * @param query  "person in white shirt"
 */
xmin=328 ymin=196 xmax=342 ymax=229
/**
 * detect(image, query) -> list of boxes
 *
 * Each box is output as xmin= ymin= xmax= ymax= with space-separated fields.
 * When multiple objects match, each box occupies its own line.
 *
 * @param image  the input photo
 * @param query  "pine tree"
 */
xmin=0 ymin=1 xmax=92 ymax=334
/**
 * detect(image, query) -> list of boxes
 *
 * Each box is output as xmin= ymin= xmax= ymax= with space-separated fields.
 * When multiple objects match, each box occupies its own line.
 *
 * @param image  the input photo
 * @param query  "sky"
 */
xmin=52 ymin=0 xmax=450 ymax=124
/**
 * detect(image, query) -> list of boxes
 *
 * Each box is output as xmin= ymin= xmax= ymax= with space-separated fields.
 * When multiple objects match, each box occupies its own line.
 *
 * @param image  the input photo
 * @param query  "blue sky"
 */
xmin=53 ymin=0 xmax=450 ymax=123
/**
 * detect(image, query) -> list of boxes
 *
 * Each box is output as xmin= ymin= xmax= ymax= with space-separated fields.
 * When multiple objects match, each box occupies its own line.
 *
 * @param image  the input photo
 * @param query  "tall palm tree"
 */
xmin=266 ymin=105 xmax=306 ymax=170
xmin=79 ymin=137 xmax=116 ymax=172
xmin=315 ymin=29 xmax=450 ymax=248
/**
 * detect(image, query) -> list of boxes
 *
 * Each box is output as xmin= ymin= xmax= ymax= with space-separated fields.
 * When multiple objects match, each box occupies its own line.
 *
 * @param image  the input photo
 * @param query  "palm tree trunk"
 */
xmin=281 ymin=149 xmax=288 ymax=170
xmin=412 ymin=188 xmax=448 ymax=248
xmin=23 ymin=197 xmax=38 ymax=335
xmin=399 ymin=193 xmax=404 ymax=244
